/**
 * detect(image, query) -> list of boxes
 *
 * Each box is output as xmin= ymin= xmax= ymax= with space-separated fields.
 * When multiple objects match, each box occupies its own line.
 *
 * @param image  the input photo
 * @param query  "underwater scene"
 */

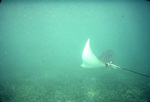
xmin=0 ymin=0 xmax=150 ymax=102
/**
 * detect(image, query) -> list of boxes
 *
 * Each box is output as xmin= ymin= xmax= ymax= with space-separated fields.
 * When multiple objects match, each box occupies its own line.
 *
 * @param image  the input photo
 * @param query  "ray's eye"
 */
xmin=105 ymin=63 xmax=109 ymax=68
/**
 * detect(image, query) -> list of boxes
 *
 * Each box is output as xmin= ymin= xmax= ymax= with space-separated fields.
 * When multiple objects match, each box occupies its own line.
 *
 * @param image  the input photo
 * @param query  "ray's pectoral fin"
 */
xmin=81 ymin=39 xmax=105 ymax=68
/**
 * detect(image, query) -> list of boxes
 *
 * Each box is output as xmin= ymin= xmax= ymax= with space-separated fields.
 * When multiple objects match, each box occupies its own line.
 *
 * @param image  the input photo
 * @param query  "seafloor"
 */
xmin=0 ymin=69 xmax=149 ymax=102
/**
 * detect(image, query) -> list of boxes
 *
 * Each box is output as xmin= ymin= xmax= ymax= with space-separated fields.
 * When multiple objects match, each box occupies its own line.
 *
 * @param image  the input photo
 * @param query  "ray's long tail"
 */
xmin=110 ymin=64 xmax=150 ymax=78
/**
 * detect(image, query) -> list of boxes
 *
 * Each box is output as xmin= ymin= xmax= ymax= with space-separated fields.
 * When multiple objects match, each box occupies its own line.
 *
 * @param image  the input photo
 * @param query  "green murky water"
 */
xmin=0 ymin=0 xmax=150 ymax=102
